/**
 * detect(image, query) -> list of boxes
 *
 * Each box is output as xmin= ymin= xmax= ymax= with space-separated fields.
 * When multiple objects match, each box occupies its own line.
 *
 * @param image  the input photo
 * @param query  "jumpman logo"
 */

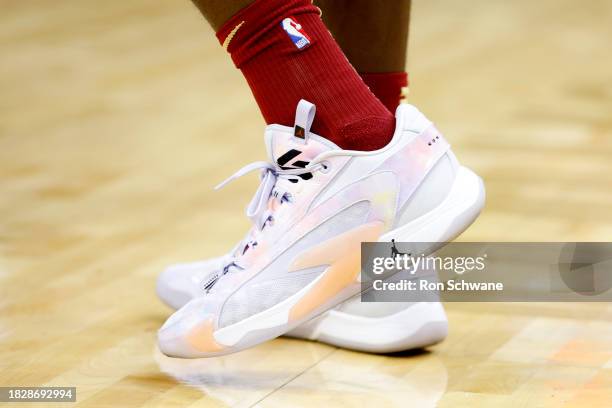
xmin=390 ymin=239 xmax=410 ymax=258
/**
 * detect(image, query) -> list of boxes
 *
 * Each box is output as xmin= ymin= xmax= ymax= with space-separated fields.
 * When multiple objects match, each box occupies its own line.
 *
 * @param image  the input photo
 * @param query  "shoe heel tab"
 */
xmin=395 ymin=104 xmax=432 ymax=134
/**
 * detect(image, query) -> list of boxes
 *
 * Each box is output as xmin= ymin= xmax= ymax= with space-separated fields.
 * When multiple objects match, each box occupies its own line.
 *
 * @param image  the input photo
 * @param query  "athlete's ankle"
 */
xmin=215 ymin=0 xmax=396 ymax=152
xmin=334 ymin=116 xmax=396 ymax=151
xmin=360 ymin=72 xmax=409 ymax=113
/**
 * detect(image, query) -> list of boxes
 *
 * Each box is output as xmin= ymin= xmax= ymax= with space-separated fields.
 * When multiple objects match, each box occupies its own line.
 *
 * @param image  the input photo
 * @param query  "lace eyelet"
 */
xmin=320 ymin=161 xmax=332 ymax=174
xmin=263 ymin=215 xmax=274 ymax=229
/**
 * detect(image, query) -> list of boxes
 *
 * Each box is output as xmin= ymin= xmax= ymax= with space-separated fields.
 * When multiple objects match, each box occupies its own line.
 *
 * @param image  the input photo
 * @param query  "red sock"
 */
xmin=360 ymin=72 xmax=409 ymax=113
xmin=216 ymin=0 xmax=394 ymax=151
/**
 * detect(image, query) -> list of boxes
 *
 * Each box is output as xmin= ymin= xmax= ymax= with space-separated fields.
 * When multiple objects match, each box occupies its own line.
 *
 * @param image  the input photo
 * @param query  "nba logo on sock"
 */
xmin=281 ymin=17 xmax=311 ymax=50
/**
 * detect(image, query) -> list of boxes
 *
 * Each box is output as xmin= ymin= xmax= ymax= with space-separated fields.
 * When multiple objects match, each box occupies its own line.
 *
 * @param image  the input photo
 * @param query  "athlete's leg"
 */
xmin=191 ymin=0 xmax=410 ymax=72
xmin=316 ymin=0 xmax=411 ymax=112
xmin=159 ymin=0 xmax=485 ymax=359
xmin=189 ymin=0 xmax=395 ymax=151
xmin=190 ymin=0 xmax=252 ymax=30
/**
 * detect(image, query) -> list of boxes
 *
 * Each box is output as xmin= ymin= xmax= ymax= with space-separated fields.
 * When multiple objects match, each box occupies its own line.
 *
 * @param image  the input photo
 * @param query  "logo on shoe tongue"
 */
xmin=281 ymin=17 xmax=311 ymax=50
xmin=294 ymin=125 xmax=306 ymax=139
xmin=276 ymin=148 xmax=312 ymax=181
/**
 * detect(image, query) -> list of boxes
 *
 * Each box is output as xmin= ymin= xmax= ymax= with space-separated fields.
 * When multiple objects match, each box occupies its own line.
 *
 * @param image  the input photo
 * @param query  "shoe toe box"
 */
xmin=158 ymin=297 xmax=226 ymax=358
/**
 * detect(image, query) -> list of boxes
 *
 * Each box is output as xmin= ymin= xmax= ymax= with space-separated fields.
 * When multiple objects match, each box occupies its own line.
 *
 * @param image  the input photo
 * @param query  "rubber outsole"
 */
xmin=286 ymin=301 xmax=448 ymax=353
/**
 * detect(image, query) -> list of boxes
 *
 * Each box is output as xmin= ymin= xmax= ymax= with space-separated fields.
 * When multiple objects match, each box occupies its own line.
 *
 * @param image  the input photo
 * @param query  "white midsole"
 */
xmin=214 ymin=165 xmax=484 ymax=348
xmin=288 ymin=301 xmax=448 ymax=353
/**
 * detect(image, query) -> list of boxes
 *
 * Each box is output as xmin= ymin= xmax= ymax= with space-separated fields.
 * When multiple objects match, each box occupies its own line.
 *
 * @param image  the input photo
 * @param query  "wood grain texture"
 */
xmin=1 ymin=0 xmax=611 ymax=407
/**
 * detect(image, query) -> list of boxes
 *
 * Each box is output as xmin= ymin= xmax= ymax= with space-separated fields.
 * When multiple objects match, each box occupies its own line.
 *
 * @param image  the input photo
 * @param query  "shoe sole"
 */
xmin=286 ymin=301 xmax=448 ymax=353
xmin=172 ymin=166 xmax=484 ymax=357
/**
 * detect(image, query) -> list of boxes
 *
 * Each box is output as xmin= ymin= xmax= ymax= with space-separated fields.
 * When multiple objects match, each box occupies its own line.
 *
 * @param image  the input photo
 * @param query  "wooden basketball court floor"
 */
xmin=1 ymin=0 xmax=611 ymax=406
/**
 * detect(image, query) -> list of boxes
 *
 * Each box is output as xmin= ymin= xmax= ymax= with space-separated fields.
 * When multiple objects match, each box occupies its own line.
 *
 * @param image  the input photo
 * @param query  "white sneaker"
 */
xmin=158 ymin=100 xmax=485 ymax=358
xmin=158 ymin=257 xmax=448 ymax=354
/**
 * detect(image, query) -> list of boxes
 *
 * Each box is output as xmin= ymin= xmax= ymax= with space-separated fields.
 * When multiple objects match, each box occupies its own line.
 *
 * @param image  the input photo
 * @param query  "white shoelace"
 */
xmin=204 ymin=160 xmax=326 ymax=292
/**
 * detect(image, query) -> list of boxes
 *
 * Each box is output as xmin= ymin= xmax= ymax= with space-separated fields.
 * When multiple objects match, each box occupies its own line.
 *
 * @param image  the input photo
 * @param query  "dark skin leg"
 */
xmin=190 ymin=0 xmax=411 ymax=73
xmin=190 ymin=0 xmax=253 ymax=30
xmin=315 ymin=0 xmax=411 ymax=73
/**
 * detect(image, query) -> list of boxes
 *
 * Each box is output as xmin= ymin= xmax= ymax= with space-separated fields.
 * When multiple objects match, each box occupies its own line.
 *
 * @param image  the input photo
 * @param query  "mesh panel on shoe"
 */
xmin=219 ymin=201 xmax=371 ymax=328
xmin=218 ymin=268 xmax=323 ymax=329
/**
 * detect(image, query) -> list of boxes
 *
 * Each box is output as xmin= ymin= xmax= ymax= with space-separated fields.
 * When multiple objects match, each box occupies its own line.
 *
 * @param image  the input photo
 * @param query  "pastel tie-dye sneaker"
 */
xmin=158 ymin=100 xmax=484 ymax=358
xmin=157 ymin=256 xmax=448 ymax=353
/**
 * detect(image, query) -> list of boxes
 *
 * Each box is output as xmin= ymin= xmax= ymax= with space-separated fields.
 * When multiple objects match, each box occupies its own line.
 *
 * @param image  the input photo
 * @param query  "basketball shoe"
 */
xmin=158 ymin=100 xmax=485 ymax=358
xmin=158 ymin=256 xmax=448 ymax=353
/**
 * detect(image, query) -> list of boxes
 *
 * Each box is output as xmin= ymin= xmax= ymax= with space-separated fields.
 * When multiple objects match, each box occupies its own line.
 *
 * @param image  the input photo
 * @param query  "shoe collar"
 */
xmin=264 ymin=102 xmax=431 ymax=166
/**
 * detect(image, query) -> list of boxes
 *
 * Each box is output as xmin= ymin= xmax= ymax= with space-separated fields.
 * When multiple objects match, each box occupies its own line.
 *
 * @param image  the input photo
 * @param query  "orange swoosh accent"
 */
xmin=186 ymin=318 xmax=225 ymax=352
xmin=288 ymin=221 xmax=383 ymax=322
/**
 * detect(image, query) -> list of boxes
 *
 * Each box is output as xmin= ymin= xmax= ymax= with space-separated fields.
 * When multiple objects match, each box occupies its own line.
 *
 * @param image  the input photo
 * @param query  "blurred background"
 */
xmin=1 ymin=0 xmax=611 ymax=406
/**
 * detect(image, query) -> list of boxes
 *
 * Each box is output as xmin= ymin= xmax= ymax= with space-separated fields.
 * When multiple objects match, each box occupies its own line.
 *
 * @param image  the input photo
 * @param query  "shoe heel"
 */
xmin=380 ymin=165 xmax=485 ymax=248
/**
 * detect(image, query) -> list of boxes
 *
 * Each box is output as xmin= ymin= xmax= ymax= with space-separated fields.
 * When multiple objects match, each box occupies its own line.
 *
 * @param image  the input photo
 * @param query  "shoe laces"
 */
xmin=204 ymin=159 xmax=327 ymax=292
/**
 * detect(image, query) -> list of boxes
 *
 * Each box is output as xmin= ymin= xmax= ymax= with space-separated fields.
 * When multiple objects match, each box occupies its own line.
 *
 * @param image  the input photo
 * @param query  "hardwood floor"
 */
xmin=1 ymin=0 xmax=611 ymax=406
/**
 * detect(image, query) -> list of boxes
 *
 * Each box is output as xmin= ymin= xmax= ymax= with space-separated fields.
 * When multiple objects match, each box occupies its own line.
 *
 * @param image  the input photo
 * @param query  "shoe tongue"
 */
xmin=264 ymin=126 xmax=338 ymax=168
